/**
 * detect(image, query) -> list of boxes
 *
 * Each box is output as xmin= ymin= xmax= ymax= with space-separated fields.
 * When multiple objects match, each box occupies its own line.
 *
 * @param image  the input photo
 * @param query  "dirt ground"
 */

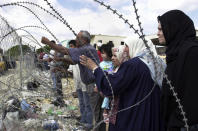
xmin=0 ymin=62 xmax=86 ymax=131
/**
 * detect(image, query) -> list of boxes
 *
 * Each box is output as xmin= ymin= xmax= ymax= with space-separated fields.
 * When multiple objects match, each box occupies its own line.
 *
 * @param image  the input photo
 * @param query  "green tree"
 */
xmin=36 ymin=45 xmax=51 ymax=54
xmin=5 ymin=45 xmax=31 ymax=59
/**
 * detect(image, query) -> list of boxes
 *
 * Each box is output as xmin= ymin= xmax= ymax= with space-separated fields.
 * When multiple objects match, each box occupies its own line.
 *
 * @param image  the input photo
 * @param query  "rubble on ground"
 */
xmin=0 ymin=66 xmax=86 ymax=131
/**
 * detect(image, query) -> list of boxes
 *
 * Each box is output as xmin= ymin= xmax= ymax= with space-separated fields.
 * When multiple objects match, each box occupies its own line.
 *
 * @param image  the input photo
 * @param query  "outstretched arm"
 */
xmin=54 ymin=57 xmax=75 ymax=65
xmin=41 ymin=37 xmax=69 ymax=55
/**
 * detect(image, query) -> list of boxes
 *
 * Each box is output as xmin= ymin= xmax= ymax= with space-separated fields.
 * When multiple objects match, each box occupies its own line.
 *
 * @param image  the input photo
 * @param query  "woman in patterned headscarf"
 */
xmin=111 ymin=45 xmax=130 ymax=72
xmin=101 ymin=45 xmax=130 ymax=125
xmin=80 ymin=37 xmax=165 ymax=131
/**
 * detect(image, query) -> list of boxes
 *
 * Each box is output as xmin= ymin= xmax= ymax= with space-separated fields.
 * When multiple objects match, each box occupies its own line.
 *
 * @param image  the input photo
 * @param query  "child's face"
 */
xmin=101 ymin=51 xmax=110 ymax=61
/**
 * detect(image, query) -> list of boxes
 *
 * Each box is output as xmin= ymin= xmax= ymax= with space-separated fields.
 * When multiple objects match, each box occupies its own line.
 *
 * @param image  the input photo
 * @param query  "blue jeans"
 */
xmin=76 ymin=89 xmax=93 ymax=127
xmin=44 ymin=62 xmax=50 ymax=70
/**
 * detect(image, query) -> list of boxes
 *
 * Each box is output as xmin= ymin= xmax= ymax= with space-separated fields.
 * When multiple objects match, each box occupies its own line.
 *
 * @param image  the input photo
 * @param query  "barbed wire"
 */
xmin=0 ymin=15 xmax=78 ymax=130
xmin=0 ymin=25 xmax=47 ymax=44
xmin=6 ymin=1 xmax=77 ymax=36
xmin=42 ymin=0 xmax=77 ymax=36
xmin=0 ymin=0 xmax=189 ymax=130
xmin=93 ymin=0 xmax=141 ymax=36
xmin=92 ymin=0 xmax=189 ymax=130
xmin=0 ymin=3 xmax=59 ymax=43
xmin=0 ymin=2 xmax=108 ymax=106
xmin=0 ymin=3 xmax=70 ymax=90
xmin=41 ymin=2 xmax=117 ymax=128
xmin=131 ymin=0 xmax=188 ymax=130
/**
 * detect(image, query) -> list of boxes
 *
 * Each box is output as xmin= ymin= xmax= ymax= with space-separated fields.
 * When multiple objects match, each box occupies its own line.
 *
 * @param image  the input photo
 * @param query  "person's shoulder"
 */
xmin=126 ymin=57 xmax=142 ymax=65
xmin=68 ymin=47 xmax=79 ymax=54
xmin=80 ymin=44 xmax=94 ymax=51
xmin=86 ymin=44 xmax=96 ymax=50
xmin=185 ymin=46 xmax=198 ymax=60
xmin=189 ymin=46 xmax=198 ymax=54
xmin=99 ymin=61 xmax=105 ymax=67
xmin=123 ymin=57 xmax=148 ymax=71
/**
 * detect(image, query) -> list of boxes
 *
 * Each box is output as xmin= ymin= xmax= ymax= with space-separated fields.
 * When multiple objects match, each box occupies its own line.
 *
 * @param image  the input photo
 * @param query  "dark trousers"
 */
xmin=55 ymin=71 xmax=63 ymax=102
xmin=168 ymin=124 xmax=198 ymax=131
xmin=87 ymin=83 xmax=105 ymax=131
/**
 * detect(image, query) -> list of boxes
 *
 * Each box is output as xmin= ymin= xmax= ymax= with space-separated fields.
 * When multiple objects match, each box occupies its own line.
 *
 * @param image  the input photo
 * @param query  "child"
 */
xmin=99 ymin=43 xmax=114 ymax=123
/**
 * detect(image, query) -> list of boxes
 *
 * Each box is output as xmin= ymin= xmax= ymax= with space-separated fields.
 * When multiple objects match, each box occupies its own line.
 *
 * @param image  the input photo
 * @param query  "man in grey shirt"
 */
xmin=41 ymin=31 xmax=105 ymax=131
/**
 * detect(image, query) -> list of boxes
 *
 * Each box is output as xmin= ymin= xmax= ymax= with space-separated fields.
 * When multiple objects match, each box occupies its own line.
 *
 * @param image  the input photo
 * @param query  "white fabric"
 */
xmin=124 ymin=37 xmax=157 ymax=58
xmin=43 ymin=54 xmax=49 ymax=60
xmin=68 ymin=64 xmax=86 ymax=91
xmin=124 ymin=37 xmax=166 ymax=87
xmin=49 ymin=50 xmax=55 ymax=58
xmin=96 ymin=42 xmax=102 ymax=47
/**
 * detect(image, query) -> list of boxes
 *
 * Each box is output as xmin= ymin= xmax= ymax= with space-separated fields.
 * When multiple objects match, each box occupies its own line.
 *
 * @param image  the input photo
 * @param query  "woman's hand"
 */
xmin=80 ymin=55 xmax=98 ymax=70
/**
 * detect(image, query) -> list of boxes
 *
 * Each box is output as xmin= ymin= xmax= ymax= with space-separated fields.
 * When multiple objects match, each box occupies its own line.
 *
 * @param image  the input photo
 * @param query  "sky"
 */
xmin=0 ymin=0 xmax=198 ymax=49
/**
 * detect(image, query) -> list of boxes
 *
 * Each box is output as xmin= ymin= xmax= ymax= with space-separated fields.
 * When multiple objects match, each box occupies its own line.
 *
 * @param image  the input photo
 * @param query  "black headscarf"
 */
xmin=158 ymin=10 xmax=196 ymax=63
xmin=158 ymin=10 xmax=198 ymax=129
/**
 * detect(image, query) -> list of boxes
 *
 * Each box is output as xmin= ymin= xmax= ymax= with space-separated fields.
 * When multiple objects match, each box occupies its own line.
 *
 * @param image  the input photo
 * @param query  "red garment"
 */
xmin=97 ymin=50 xmax=103 ymax=62
xmin=39 ymin=52 xmax=45 ymax=59
xmin=109 ymin=97 xmax=119 ymax=125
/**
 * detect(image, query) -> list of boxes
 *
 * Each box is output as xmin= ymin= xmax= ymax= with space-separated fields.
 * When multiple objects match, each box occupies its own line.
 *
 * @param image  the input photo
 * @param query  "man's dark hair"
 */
xmin=68 ymin=40 xmax=76 ymax=46
xmin=93 ymin=43 xmax=97 ymax=49
xmin=50 ymin=40 xmax=56 ymax=44
xmin=107 ymin=41 xmax=114 ymax=48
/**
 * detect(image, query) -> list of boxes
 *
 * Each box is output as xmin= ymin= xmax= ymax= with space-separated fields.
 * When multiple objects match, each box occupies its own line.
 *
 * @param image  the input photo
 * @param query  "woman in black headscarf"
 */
xmin=157 ymin=10 xmax=198 ymax=131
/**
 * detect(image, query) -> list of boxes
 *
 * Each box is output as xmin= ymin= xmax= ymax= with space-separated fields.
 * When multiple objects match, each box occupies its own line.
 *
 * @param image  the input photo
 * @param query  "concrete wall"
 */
xmin=91 ymin=29 xmax=198 ymax=47
xmin=91 ymin=34 xmax=126 ymax=47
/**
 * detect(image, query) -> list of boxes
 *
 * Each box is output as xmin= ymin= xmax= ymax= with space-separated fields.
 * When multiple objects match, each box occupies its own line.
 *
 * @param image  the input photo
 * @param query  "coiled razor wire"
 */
xmin=0 ymin=23 xmax=74 ymax=106
xmin=1 ymin=1 xmax=77 ymax=36
xmin=0 ymin=3 xmax=60 ymax=43
xmin=40 ymin=1 xmax=118 ymax=127
xmin=0 ymin=1 xmax=116 ymax=128
xmin=42 ymin=0 xmax=189 ymax=130
xmin=0 ymin=16 xmax=79 ymax=130
xmin=0 ymin=15 xmax=20 ymax=51
xmin=0 ymin=25 xmax=49 ymax=45
xmin=0 ymin=20 xmax=72 ymax=93
xmin=0 ymin=0 xmax=189 ymax=130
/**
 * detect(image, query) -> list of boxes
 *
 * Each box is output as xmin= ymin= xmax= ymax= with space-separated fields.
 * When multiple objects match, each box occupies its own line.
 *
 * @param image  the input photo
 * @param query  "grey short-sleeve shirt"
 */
xmin=68 ymin=44 xmax=100 ymax=85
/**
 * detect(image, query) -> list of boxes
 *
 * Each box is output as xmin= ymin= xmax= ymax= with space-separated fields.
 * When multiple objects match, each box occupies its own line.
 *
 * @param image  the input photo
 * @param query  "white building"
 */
xmin=90 ymin=34 xmax=126 ymax=47
xmin=90 ymin=30 xmax=198 ymax=55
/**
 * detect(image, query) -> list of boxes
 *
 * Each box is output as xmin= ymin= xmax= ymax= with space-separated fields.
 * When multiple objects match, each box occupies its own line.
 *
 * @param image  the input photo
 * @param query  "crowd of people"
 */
xmin=38 ymin=10 xmax=198 ymax=131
